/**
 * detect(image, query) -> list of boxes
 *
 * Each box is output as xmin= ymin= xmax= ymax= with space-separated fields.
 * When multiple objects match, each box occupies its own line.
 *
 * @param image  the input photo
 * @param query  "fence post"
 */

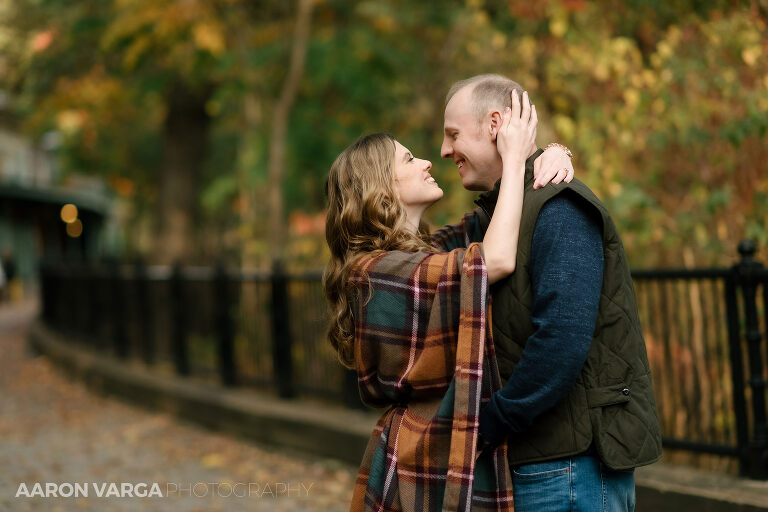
xmin=734 ymin=240 xmax=768 ymax=479
xmin=170 ymin=262 xmax=190 ymax=376
xmin=271 ymin=260 xmax=295 ymax=398
xmin=39 ymin=260 xmax=51 ymax=325
xmin=725 ymin=270 xmax=749 ymax=479
xmin=76 ymin=263 xmax=88 ymax=338
xmin=215 ymin=262 xmax=237 ymax=387
xmin=85 ymin=263 xmax=98 ymax=348
xmin=60 ymin=260 xmax=72 ymax=335
xmin=96 ymin=263 xmax=110 ymax=352
xmin=111 ymin=262 xmax=128 ymax=359
xmin=135 ymin=259 xmax=155 ymax=366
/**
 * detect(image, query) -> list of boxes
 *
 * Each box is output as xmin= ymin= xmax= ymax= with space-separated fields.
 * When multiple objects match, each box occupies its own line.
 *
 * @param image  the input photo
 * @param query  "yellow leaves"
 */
xmin=612 ymin=57 xmax=628 ymax=76
xmin=618 ymin=129 xmax=633 ymax=147
xmin=56 ymin=110 xmax=87 ymax=135
xmin=553 ymin=114 xmax=575 ymax=140
xmin=623 ymin=88 xmax=640 ymax=110
xmin=717 ymin=219 xmax=728 ymax=242
xmin=722 ymin=69 xmax=737 ymax=84
xmin=757 ymin=95 xmax=768 ymax=113
xmin=549 ymin=16 xmax=568 ymax=38
xmin=546 ymin=0 xmax=569 ymax=38
xmin=123 ymin=35 xmax=151 ymax=70
xmin=585 ymin=37 xmax=644 ymax=84
xmin=372 ymin=15 xmax=395 ymax=33
xmin=491 ymin=32 xmax=506 ymax=50
xmin=665 ymin=25 xmax=682 ymax=47
xmin=517 ymin=36 xmax=537 ymax=65
xmin=642 ymin=70 xmax=656 ymax=88
xmin=103 ymin=0 xmax=230 ymax=70
xmin=593 ymin=60 xmax=609 ymax=82
xmin=741 ymin=45 xmax=762 ymax=67
xmin=610 ymin=37 xmax=635 ymax=56
xmin=471 ymin=9 xmax=490 ymax=27
xmin=657 ymin=41 xmax=673 ymax=60
xmin=193 ymin=22 xmax=225 ymax=55
xmin=551 ymin=94 xmax=571 ymax=112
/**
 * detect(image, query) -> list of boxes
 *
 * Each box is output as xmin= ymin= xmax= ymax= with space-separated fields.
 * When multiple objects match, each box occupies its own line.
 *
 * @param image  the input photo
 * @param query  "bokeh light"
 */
xmin=60 ymin=204 xmax=78 ymax=224
xmin=66 ymin=218 xmax=83 ymax=237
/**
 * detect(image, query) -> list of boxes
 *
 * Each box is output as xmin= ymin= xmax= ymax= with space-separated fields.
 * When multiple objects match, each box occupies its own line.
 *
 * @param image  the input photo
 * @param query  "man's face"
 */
xmin=440 ymin=86 xmax=502 ymax=191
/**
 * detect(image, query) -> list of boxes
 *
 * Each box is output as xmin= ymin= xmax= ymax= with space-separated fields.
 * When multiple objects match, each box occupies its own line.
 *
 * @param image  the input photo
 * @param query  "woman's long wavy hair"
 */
xmin=323 ymin=133 xmax=434 ymax=368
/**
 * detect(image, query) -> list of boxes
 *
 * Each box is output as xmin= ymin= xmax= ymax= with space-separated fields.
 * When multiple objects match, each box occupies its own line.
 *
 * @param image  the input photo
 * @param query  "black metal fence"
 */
xmin=38 ymin=242 xmax=768 ymax=479
xmin=39 ymin=260 xmax=360 ymax=407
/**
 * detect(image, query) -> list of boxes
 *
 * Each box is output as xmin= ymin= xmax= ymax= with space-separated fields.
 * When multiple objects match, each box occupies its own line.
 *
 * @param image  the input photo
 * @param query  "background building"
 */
xmin=0 ymin=92 xmax=114 ymax=295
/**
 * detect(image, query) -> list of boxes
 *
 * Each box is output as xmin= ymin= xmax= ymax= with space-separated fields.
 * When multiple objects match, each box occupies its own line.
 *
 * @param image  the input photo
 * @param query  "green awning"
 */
xmin=0 ymin=183 xmax=111 ymax=216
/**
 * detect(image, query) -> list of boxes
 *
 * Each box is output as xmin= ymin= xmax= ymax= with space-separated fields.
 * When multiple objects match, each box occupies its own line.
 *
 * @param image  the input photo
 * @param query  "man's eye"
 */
xmin=451 ymin=133 xmax=458 ymax=140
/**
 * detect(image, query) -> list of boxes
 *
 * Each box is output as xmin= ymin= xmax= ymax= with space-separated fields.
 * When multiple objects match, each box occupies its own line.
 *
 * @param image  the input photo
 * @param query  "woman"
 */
xmin=324 ymin=91 xmax=571 ymax=511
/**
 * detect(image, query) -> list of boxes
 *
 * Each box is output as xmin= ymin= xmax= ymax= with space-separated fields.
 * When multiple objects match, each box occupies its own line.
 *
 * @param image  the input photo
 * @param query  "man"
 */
xmin=441 ymin=74 xmax=662 ymax=511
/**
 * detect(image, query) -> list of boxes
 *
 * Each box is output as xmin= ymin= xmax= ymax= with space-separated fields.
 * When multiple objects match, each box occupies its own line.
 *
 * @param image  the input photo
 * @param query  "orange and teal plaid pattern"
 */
xmin=347 ymin=240 xmax=513 ymax=512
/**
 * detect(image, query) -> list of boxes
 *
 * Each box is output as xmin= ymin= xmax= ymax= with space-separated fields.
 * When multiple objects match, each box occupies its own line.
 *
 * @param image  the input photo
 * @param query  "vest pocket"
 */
xmin=586 ymin=383 xmax=631 ymax=408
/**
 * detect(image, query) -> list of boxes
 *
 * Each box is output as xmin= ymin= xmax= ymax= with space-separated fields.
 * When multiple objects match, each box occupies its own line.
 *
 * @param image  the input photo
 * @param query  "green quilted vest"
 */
xmin=474 ymin=149 xmax=663 ymax=470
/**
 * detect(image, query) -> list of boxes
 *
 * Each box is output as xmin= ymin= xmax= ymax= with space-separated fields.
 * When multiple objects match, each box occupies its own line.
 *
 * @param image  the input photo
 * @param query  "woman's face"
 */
xmin=392 ymin=140 xmax=443 ymax=216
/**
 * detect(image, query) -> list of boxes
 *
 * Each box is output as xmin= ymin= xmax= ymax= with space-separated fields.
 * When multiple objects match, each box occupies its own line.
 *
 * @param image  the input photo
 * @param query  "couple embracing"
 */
xmin=323 ymin=74 xmax=662 ymax=512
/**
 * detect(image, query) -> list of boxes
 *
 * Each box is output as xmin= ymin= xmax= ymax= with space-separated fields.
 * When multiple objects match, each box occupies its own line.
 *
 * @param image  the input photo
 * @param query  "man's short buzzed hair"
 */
xmin=446 ymin=74 xmax=526 ymax=124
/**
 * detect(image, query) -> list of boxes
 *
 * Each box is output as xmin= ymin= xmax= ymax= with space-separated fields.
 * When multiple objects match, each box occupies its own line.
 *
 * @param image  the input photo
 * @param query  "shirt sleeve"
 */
xmin=478 ymin=190 xmax=604 ymax=446
xmin=430 ymin=209 xmax=486 ymax=251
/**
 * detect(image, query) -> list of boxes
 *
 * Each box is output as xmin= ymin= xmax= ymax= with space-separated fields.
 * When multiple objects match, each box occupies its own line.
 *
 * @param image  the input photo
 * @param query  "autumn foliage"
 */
xmin=0 ymin=0 xmax=766 ymax=268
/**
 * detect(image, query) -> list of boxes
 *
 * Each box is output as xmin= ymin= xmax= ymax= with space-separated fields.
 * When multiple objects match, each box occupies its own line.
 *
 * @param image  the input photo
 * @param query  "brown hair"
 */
xmin=323 ymin=133 xmax=433 ymax=368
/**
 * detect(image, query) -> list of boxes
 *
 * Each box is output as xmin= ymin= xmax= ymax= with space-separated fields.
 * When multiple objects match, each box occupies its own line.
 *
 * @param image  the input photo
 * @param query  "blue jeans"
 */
xmin=511 ymin=454 xmax=635 ymax=512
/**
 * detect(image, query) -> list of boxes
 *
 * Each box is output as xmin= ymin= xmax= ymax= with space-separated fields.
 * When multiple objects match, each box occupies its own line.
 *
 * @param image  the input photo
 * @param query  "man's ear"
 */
xmin=488 ymin=110 xmax=503 ymax=141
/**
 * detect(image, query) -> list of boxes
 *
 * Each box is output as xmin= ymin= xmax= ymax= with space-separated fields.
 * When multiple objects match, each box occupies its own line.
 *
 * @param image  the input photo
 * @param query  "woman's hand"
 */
xmin=483 ymin=89 xmax=534 ymax=284
xmin=496 ymin=90 xmax=538 ymax=171
xmin=533 ymin=145 xmax=575 ymax=190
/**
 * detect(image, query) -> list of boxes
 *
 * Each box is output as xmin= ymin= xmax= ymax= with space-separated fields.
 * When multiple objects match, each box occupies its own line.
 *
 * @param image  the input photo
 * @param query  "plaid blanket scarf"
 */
xmin=348 ymin=214 xmax=513 ymax=512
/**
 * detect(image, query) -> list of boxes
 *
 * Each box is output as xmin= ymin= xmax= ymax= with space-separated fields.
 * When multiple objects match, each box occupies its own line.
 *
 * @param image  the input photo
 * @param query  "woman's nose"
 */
xmin=424 ymin=160 xmax=432 ymax=171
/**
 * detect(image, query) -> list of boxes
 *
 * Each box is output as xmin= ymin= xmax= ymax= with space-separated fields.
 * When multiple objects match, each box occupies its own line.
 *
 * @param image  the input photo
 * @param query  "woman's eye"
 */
xmin=408 ymin=156 xmax=415 ymax=163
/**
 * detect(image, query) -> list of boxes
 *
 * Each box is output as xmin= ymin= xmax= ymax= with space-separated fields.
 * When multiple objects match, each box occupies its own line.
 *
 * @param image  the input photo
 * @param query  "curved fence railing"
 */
xmin=38 ymin=241 xmax=768 ymax=479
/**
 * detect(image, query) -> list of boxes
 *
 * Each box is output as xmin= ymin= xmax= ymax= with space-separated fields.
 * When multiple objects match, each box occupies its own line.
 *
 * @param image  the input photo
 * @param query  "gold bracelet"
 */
xmin=545 ymin=142 xmax=574 ymax=161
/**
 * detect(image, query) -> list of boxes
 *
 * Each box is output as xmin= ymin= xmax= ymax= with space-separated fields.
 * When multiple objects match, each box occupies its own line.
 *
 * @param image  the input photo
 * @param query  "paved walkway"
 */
xmin=0 ymin=302 xmax=358 ymax=512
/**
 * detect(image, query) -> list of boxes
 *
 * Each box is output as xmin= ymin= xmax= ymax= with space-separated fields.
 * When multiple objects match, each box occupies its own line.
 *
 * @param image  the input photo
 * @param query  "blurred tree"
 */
xmin=1 ymin=0 xmax=765 ymax=268
xmin=0 ymin=0 xmax=293 ymax=264
xmin=266 ymin=0 xmax=314 ymax=263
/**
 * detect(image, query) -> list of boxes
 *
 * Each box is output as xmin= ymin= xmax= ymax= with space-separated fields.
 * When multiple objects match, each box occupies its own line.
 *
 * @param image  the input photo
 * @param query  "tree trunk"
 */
xmin=266 ymin=0 xmax=314 ymax=264
xmin=155 ymin=80 xmax=213 ymax=265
